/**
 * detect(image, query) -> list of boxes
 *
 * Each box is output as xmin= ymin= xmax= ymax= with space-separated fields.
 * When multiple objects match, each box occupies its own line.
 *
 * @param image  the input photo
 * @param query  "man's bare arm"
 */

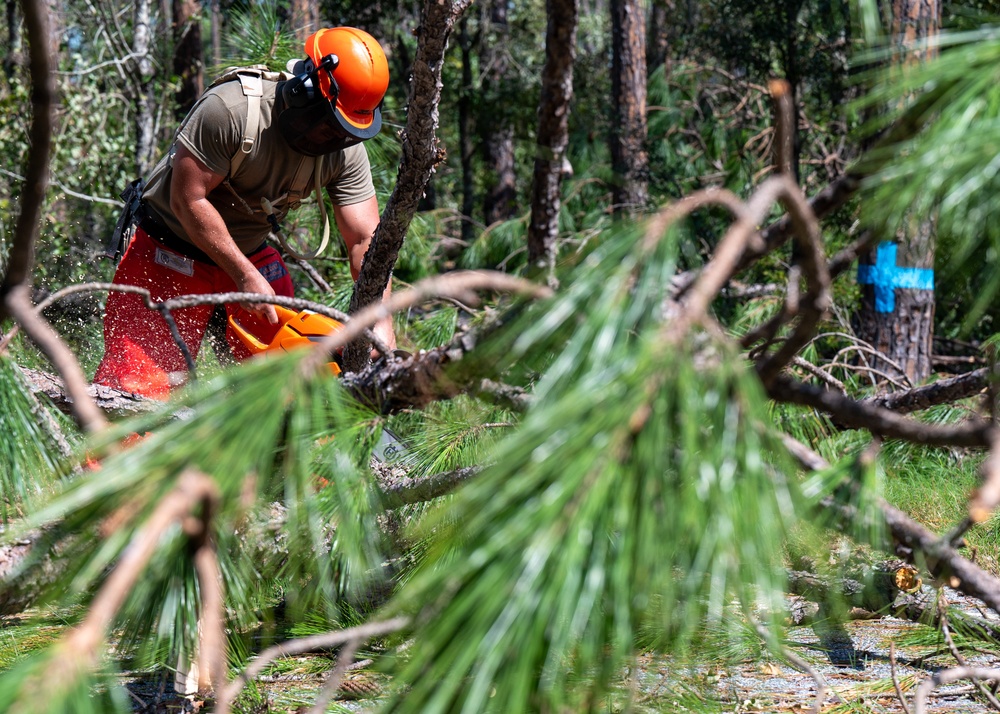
xmin=334 ymin=195 xmax=396 ymax=351
xmin=170 ymin=144 xmax=278 ymax=324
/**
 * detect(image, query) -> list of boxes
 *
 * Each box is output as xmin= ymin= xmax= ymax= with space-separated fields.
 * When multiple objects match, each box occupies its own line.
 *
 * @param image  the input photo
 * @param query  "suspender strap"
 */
xmin=287 ymin=153 xmax=315 ymax=207
xmin=232 ymin=72 xmax=264 ymax=177
xmin=263 ymin=157 xmax=331 ymax=261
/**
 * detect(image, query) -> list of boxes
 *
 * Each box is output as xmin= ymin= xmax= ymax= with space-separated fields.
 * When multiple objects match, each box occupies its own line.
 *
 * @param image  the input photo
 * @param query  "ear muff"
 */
xmin=281 ymin=58 xmax=321 ymax=108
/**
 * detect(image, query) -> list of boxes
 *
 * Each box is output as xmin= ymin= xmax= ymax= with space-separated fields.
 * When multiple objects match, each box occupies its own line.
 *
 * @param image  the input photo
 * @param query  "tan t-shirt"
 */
xmin=142 ymin=78 xmax=376 ymax=254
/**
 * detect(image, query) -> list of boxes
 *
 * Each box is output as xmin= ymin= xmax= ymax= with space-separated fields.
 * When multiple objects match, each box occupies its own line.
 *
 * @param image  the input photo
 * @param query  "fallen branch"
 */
xmin=781 ymin=434 xmax=1000 ymax=617
xmin=866 ymin=368 xmax=988 ymax=414
xmin=768 ymin=374 xmax=995 ymax=448
xmin=215 ymin=617 xmax=409 ymax=714
xmin=913 ymin=666 xmax=1000 ymax=714
xmin=376 ymin=466 xmax=480 ymax=509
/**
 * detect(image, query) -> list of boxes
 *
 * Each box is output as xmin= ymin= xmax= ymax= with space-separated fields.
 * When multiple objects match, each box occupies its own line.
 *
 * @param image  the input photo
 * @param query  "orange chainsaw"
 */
xmin=228 ymin=305 xmax=411 ymax=467
xmin=228 ymin=305 xmax=345 ymax=374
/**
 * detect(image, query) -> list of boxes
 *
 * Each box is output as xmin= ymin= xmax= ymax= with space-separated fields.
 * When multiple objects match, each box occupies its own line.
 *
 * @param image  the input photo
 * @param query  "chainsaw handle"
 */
xmin=227 ymin=314 xmax=270 ymax=353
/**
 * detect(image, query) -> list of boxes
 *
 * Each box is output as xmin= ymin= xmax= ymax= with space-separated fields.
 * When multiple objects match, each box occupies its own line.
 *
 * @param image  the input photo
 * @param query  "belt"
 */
xmin=136 ymin=202 xmax=266 ymax=265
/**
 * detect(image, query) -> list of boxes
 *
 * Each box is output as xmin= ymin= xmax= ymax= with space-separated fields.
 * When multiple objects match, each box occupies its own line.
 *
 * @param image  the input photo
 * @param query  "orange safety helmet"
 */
xmin=305 ymin=27 xmax=389 ymax=140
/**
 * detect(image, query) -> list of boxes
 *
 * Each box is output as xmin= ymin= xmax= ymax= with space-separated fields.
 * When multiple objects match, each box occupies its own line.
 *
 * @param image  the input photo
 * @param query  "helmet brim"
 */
xmin=333 ymin=103 xmax=382 ymax=140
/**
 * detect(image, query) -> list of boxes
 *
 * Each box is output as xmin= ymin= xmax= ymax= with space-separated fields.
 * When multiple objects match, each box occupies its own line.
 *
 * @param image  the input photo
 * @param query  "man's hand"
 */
xmin=236 ymin=268 xmax=279 ymax=325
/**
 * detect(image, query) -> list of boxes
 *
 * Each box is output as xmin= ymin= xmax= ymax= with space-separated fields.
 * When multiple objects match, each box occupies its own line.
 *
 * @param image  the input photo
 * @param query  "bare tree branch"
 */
xmin=310 ymin=271 xmax=552 ymax=378
xmin=304 ymin=639 xmax=360 ymax=714
xmin=0 ymin=0 xmax=53 ymax=311
xmin=215 ymin=617 xmax=409 ymax=714
xmin=768 ymin=374 xmax=994 ymax=448
xmin=377 ymin=466 xmax=480 ymax=509
xmin=913 ymin=667 xmax=1000 ymax=714
xmin=866 ymin=368 xmax=989 ymax=413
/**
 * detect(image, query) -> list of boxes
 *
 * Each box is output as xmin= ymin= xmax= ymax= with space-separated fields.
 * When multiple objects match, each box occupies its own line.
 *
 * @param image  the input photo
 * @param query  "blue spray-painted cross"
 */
xmin=856 ymin=241 xmax=934 ymax=313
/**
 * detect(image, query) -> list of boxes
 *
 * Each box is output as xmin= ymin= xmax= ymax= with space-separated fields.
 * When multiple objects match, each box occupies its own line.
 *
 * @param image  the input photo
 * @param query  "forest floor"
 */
xmin=635 ymin=589 xmax=1000 ymax=713
xmin=118 ymin=589 xmax=1000 ymax=713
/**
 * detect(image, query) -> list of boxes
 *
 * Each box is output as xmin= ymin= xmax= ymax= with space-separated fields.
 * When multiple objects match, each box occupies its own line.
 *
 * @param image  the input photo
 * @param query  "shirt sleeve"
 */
xmin=175 ymin=88 xmax=244 ymax=178
xmin=325 ymin=143 xmax=377 ymax=206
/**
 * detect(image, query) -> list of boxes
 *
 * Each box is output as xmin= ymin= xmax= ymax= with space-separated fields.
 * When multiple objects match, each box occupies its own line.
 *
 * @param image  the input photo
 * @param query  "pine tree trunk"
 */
xmin=527 ymin=0 xmax=578 ymax=277
xmin=343 ymin=0 xmax=472 ymax=372
xmin=210 ymin=0 xmax=221 ymax=66
xmin=172 ymin=0 xmax=202 ymax=120
xmin=855 ymin=0 xmax=939 ymax=386
xmin=289 ymin=0 xmax=319 ymax=41
xmin=133 ymin=0 xmax=156 ymax=177
xmin=646 ymin=0 xmax=670 ymax=74
xmin=457 ymin=18 xmax=476 ymax=248
xmin=610 ymin=0 xmax=648 ymax=215
xmin=856 ymin=225 xmax=936 ymax=385
xmin=481 ymin=0 xmax=516 ymax=226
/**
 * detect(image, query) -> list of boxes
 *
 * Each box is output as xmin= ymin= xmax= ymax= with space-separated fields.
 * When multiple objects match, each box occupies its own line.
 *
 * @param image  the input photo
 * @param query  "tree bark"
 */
xmin=132 ymin=0 xmax=157 ymax=177
xmin=855 ymin=0 xmax=939 ymax=386
xmin=480 ymin=0 xmax=516 ymax=227
xmin=289 ymin=0 xmax=319 ymax=42
xmin=610 ymin=0 xmax=648 ymax=215
xmin=0 ymin=0 xmax=52 ymax=317
xmin=210 ymin=0 xmax=221 ymax=66
xmin=343 ymin=0 xmax=473 ymax=372
xmin=172 ymin=0 xmax=202 ymax=120
xmin=526 ymin=0 xmax=578 ymax=279
xmin=457 ymin=18 xmax=476 ymax=248
xmin=646 ymin=0 xmax=671 ymax=74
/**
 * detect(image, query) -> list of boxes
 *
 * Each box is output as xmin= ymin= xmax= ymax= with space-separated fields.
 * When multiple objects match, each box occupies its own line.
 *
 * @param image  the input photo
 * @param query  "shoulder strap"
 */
xmin=231 ymin=72 xmax=264 ymax=178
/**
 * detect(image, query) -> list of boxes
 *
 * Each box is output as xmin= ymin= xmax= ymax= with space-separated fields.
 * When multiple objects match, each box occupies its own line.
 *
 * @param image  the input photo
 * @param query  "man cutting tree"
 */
xmin=94 ymin=27 xmax=396 ymax=399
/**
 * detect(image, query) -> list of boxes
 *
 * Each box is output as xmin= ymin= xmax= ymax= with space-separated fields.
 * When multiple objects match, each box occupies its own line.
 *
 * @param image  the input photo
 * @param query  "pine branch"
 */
xmin=215 ymin=617 xmax=408 ymax=713
xmin=865 ymin=368 xmax=989 ymax=413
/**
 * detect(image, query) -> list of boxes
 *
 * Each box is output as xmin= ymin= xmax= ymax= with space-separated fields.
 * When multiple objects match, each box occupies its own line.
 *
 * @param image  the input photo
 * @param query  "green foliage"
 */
xmin=0 ymin=356 xmax=74 ymax=522
xmin=0 ymin=651 xmax=132 ymax=714
xmin=0 ymin=352 xmax=395 ymax=674
xmin=217 ymin=0 xmax=301 ymax=72
xmin=375 ymin=222 xmax=809 ymax=712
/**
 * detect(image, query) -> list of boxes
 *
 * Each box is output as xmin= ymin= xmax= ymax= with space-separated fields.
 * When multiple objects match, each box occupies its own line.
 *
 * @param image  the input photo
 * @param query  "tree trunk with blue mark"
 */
xmin=855 ymin=0 xmax=939 ymax=387
xmin=856 ymin=220 xmax=936 ymax=385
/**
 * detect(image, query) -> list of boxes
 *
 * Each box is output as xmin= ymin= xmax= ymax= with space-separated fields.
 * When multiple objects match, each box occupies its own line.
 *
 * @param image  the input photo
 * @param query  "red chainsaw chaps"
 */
xmin=94 ymin=228 xmax=294 ymax=399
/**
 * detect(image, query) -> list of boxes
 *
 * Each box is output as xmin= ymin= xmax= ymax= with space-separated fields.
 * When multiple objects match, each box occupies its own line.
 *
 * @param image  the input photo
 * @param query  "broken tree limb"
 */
xmin=781 ymin=434 xmax=1000 ymax=617
xmin=767 ymin=374 xmax=995 ymax=448
xmin=866 ymin=368 xmax=989 ymax=414
xmin=786 ymin=561 xmax=922 ymax=617
xmin=376 ymin=466 xmax=480 ymax=510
